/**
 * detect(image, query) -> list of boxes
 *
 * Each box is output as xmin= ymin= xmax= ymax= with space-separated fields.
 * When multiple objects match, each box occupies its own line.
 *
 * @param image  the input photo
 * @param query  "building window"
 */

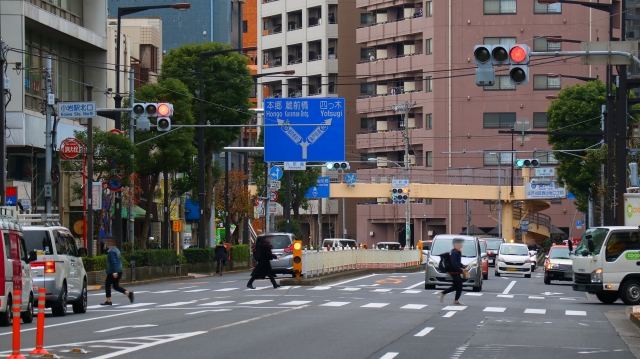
xmin=425 ymin=114 xmax=433 ymax=130
xmin=361 ymin=118 xmax=375 ymax=129
xmin=534 ymin=0 xmax=561 ymax=13
xmin=243 ymin=20 xmax=248 ymax=33
xmin=533 ymin=152 xmax=559 ymax=164
xmin=484 ymin=152 xmax=515 ymax=166
xmin=483 ymin=113 xmax=516 ymax=128
xmin=533 ymin=113 xmax=549 ymax=128
xmin=425 ymin=2 xmax=433 ymax=17
xmin=533 ymin=36 xmax=561 ymax=51
xmin=550 ymin=198 xmax=562 ymax=204
xmin=360 ymin=47 xmax=375 ymax=59
xmin=484 ymin=37 xmax=517 ymax=46
xmin=360 ymin=13 xmax=374 ymax=25
xmin=426 ymin=152 xmax=433 ymax=167
xmin=425 ymin=39 xmax=432 ymax=55
xmin=425 ymin=77 xmax=433 ymax=92
xmin=425 ymin=198 xmax=433 ymax=205
xmin=360 ymin=83 xmax=374 ymax=94
xmin=484 ymin=0 xmax=517 ymax=14
xmin=533 ymin=75 xmax=561 ymax=90
xmin=484 ymin=75 xmax=516 ymax=91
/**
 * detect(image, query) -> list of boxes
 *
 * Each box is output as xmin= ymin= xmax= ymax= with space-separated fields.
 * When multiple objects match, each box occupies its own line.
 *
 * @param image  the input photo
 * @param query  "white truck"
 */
xmin=572 ymin=193 xmax=640 ymax=304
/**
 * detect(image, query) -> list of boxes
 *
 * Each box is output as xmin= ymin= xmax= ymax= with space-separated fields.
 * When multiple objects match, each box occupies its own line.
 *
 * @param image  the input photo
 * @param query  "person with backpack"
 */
xmin=438 ymin=238 xmax=466 ymax=305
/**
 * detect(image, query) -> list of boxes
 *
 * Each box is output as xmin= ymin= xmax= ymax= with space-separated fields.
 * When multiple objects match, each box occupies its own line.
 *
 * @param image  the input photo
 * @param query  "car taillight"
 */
xmin=44 ymin=261 xmax=55 ymax=273
xmin=31 ymin=262 xmax=44 ymax=268
xmin=283 ymin=246 xmax=293 ymax=254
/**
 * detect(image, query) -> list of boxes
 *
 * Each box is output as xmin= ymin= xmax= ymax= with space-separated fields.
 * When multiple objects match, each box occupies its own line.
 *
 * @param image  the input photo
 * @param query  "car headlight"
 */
xmin=591 ymin=268 xmax=603 ymax=283
xmin=525 ymin=258 xmax=531 ymax=263
xmin=498 ymin=257 xmax=505 ymax=262
xmin=550 ymin=264 xmax=559 ymax=269
xmin=466 ymin=260 xmax=478 ymax=269
xmin=427 ymin=258 xmax=437 ymax=267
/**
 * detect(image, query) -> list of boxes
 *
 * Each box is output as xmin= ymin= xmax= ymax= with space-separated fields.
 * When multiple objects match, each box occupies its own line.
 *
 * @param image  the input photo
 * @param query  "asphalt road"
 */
xmin=0 ymin=268 xmax=636 ymax=359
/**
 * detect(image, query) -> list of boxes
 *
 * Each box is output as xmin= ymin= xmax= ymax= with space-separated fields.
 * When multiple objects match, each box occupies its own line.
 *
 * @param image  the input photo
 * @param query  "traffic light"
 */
xmin=516 ymin=159 xmax=540 ymax=168
xmin=326 ymin=162 xmax=350 ymax=171
xmin=391 ymin=187 xmax=409 ymax=203
xmin=132 ymin=103 xmax=159 ymax=132
xmin=292 ymin=239 xmax=303 ymax=280
xmin=474 ymin=45 xmax=495 ymax=86
xmin=156 ymin=103 xmax=173 ymax=132
xmin=508 ymin=44 xmax=530 ymax=85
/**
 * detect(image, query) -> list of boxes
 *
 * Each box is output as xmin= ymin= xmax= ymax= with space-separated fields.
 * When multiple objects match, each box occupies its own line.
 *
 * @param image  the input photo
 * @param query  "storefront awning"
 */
xmin=110 ymin=205 xmax=152 ymax=220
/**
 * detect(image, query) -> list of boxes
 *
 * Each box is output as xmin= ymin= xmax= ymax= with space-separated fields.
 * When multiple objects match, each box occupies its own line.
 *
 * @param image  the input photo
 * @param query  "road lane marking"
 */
xmin=198 ymin=301 xmax=235 ymax=306
xmin=443 ymin=306 xmax=467 ymax=311
xmin=524 ymin=309 xmax=546 ymax=314
xmin=405 ymin=281 xmax=425 ymax=290
xmin=90 ymin=332 xmax=207 ymax=359
xmin=414 ymin=327 xmax=434 ymax=337
xmin=208 ymin=306 xmax=308 ymax=332
xmin=214 ymin=288 xmax=238 ymax=292
xmin=443 ymin=311 xmax=456 ymax=317
xmin=184 ymin=289 xmax=209 ymax=293
xmin=566 ymin=310 xmax=587 ymax=316
xmin=157 ymin=301 xmax=197 ymax=307
xmin=341 ymin=287 xmax=361 ymax=291
xmin=401 ymin=304 xmax=427 ymax=310
xmin=87 ymin=304 xmax=120 ymax=309
xmin=379 ymin=352 xmax=399 ymax=359
xmin=372 ymin=289 xmax=392 ymax=293
xmin=239 ymin=300 xmax=273 ymax=305
xmin=497 ymin=294 xmax=514 ymax=298
xmin=151 ymin=290 xmax=179 ymax=294
xmin=484 ymin=307 xmax=506 ymax=312
xmin=330 ymin=274 xmax=378 ymax=287
xmin=178 ymin=286 xmax=198 ymax=290
xmin=308 ymin=286 xmax=332 ymax=290
xmin=118 ymin=303 xmax=156 ymax=308
xmin=280 ymin=301 xmax=312 ymax=306
xmin=528 ymin=296 xmax=545 ymax=300
xmin=95 ymin=325 xmax=158 ymax=333
xmin=185 ymin=309 xmax=231 ymax=315
xmin=465 ymin=293 xmax=482 ymax=296
xmin=502 ymin=281 xmax=517 ymax=294
xmin=361 ymin=303 xmax=389 ymax=308
xmin=402 ymin=290 xmax=421 ymax=294
xmin=320 ymin=302 xmax=350 ymax=307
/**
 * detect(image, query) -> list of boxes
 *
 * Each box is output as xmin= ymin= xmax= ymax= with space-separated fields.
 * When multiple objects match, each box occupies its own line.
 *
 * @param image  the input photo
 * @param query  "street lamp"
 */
xmin=113 ymin=2 xmax=190 ymax=250
xmin=489 ymin=153 xmax=502 ymax=238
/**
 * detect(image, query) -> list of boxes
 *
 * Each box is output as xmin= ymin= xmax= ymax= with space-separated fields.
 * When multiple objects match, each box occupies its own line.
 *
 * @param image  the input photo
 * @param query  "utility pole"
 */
xmin=163 ymin=171 xmax=169 ymax=248
xmin=225 ymin=152 xmax=231 ymax=243
xmin=44 ymin=55 xmax=54 ymax=214
xmin=85 ymin=84 xmax=94 ymax=256
xmin=393 ymin=101 xmax=414 ymax=247
xmin=285 ymin=170 xmax=291 ymax=233
xmin=465 ymin=200 xmax=470 ymax=235
xmin=0 ymin=38 xmax=6 ymax=206
xmin=129 ymin=68 xmax=135 ymax=244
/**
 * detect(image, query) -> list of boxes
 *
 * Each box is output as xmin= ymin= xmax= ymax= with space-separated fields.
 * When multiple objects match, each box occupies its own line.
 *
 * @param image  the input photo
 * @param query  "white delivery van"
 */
xmin=0 ymin=215 xmax=36 ymax=326
xmin=322 ymin=238 xmax=357 ymax=249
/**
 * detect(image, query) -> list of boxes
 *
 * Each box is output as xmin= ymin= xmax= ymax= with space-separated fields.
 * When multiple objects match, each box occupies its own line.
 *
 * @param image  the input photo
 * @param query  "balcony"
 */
xmin=356 ymin=128 xmax=429 ymax=151
xmin=357 ymin=16 xmax=424 ymax=43
xmin=356 ymin=91 xmax=427 ymax=115
xmin=357 ymin=53 xmax=427 ymax=77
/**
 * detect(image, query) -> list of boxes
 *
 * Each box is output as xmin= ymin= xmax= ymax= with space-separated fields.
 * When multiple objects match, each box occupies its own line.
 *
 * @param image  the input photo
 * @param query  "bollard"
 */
xmin=30 ymin=287 xmax=49 ymax=355
xmin=6 ymin=289 xmax=26 ymax=359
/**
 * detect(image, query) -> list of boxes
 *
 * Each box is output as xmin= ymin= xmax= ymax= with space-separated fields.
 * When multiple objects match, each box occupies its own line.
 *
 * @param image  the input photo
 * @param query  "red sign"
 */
xmin=109 ymin=129 xmax=123 ymax=135
xmin=60 ymin=137 xmax=85 ymax=160
xmin=108 ymin=175 xmax=123 ymax=192
xmin=269 ymin=191 xmax=278 ymax=202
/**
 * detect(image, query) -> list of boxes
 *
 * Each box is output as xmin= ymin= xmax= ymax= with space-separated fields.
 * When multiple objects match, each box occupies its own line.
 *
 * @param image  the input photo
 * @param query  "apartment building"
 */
xmin=354 ymin=0 xmax=608 ymax=246
xmin=256 ymin=0 xmax=363 ymax=242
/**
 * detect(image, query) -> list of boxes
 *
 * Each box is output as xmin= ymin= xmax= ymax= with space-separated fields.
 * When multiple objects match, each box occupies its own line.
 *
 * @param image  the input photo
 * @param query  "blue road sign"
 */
xmin=305 ymin=176 xmax=330 ymax=198
xmin=264 ymin=98 xmax=345 ymax=162
xmin=576 ymin=220 xmax=583 ymax=227
xmin=269 ymin=166 xmax=283 ymax=181
xmin=58 ymin=101 xmax=96 ymax=118
xmin=345 ymin=173 xmax=357 ymax=185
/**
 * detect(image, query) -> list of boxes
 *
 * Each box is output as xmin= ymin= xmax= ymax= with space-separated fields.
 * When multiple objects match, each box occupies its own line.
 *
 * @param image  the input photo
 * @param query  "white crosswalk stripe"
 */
xmin=483 ymin=307 xmax=506 ymax=312
xmin=341 ymin=288 xmax=361 ymax=291
xmin=214 ymin=288 xmax=238 ymax=292
xmin=87 ymin=304 xmax=120 ymax=309
xmin=320 ymin=302 xmax=350 ymax=307
xmin=443 ymin=306 xmax=467 ymax=311
xmin=566 ymin=310 xmax=587 ymax=316
xmin=198 ymin=301 xmax=234 ymax=306
xmin=524 ymin=309 xmax=546 ymax=314
xmin=184 ymin=289 xmax=209 ymax=293
xmin=528 ymin=296 xmax=545 ymax=300
xmin=118 ymin=303 xmax=156 ymax=308
xmin=401 ymin=304 xmax=427 ymax=310
xmin=372 ymin=289 xmax=392 ymax=293
xmin=239 ymin=300 xmax=273 ymax=305
xmin=414 ymin=327 xmax=434 ymax=337
xmin=464 ymin=293 xmax=482 ymax=296
xmin=151 ymin=290 xmax=179 ymax=294
xmin=402 ymin=290 xmax=421 ymax=294
xmin=158 ymin=301 xmax=197 ymax=307
xmin=497 ymin=294 xmax=514 ymax=298
xmin=280 ymin=301 xmax=312 ymax=306
xmin=308 ymin=286 xmax=331 ymax=291
xmin=361 ymin=303 xmax=389 ymax=308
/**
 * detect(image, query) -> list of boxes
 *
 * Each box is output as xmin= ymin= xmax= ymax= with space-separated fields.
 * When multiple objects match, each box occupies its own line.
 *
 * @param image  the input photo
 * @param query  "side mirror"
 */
xmin=28 ymin=251 xmax=37 ymax=263
xmin=78 ymin=248 xmax=88 ymax=257
xmin=588 ymin=239 xmax=595 ymax=253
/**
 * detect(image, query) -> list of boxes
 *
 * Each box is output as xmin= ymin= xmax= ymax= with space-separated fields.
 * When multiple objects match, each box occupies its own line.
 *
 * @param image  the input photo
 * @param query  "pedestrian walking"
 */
xmin=101 ymin=237 xmax=134 ymax=306
xmin=246 ymin=238 xmax=281 ymax=289
xmin=214 ymin=241 xmax=228 ymax=274
xmin=438 ymin=238 xmax=466 ymax=305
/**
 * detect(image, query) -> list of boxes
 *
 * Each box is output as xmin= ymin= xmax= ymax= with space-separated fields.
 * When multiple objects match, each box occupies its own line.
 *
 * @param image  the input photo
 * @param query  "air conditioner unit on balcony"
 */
xmin=407 ymin=154 xmax=416 ymax=166
xmin=376 ymin=120 xmax=387 ymax=132
xmin=407 ymin=117 xmax=416 ymax=129
xmin=377 ymin=198 xmax=388 ymax=203
xmin=377 ymin=156 xmax=388 ymax=167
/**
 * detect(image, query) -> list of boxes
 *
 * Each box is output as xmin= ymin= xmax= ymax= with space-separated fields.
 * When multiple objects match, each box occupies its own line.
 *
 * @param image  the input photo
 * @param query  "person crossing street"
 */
xmin=247 ymin=238 xmax=281 ymax=289
xmin=101 ymin=237 xmax=134 ymax=305
xmin=438 ymin=238 xmax=467 ymax=305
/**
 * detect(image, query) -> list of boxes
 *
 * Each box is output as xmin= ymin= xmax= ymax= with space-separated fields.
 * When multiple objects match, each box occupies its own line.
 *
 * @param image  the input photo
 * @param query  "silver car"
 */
xmin=424 ymin=235 xmax=483 ymax=292
xmin=254 ymin=233 xmax=295 ymax=275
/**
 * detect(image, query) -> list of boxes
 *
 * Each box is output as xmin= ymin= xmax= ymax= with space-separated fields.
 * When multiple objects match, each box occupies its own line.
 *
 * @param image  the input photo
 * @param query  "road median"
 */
xmin=280 ymin=265 xmax=424 ymax=286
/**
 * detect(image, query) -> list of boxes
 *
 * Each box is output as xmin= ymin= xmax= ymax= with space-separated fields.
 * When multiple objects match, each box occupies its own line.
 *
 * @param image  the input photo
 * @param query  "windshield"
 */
xmin=23 ymin=230 xmax=54 ymax=255
xmin=421 ymin=241 xmax=431 ymax=250
xmin=260 ymin=235 xmax=292 ymax=250
xmin=500 ymin=245 xmax=529 ymax=256
xmin=576 ymin=228 xmax=609 ymax=256
xmin=549 ymin=247 xmax=571 ymax=259
xmin=339 ymin=240 xmax=356 ymax=247
xmin=431 ymin=239 xmax=477 ymax=257
xmin=485 ymin=239 xmax=503 ymax=250
xmin=479 ymin=241 xmax=486 ymax=253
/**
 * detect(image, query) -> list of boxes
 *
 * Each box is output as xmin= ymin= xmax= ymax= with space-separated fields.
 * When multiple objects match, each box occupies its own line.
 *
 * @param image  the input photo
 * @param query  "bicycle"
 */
xmin=217 ymin=259 xmax=224 ymax=276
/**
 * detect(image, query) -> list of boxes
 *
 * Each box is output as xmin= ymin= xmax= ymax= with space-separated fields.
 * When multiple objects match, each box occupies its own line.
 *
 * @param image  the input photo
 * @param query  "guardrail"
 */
xmin=301 ymin=248 xmax=421 ymax=278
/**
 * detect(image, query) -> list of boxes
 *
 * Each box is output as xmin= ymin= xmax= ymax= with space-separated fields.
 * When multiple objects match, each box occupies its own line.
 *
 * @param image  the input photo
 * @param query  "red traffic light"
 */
xmin=158 ymin=103 xmax=171 ymax=117
xmin=510 ymin=46 xmax=527 ymax=63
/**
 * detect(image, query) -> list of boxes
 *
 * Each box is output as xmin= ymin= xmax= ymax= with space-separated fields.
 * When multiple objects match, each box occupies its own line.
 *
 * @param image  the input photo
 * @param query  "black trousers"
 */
xmin=442 ymin=273 xmax=463 ymax=300
xmin=247 ymin=273 xmax=277 ymax=287
xmin=105 ymin=272 xmax=126 ymax=298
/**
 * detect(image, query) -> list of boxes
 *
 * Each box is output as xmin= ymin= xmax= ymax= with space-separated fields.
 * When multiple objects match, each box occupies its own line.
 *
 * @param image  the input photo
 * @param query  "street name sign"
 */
xmin=525 ymin=182 xmax=566 ymax=199
xmin=58 ymin=102 xmax=96 ymax=118
xmin=284 ymin=162 xmax=307 ymax=170
xmin=305 ymin=176 xmax=331 ymax=198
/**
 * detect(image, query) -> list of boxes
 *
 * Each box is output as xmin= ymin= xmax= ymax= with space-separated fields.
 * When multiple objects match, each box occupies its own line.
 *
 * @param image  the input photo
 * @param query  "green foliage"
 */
xmin=83 ymin=255 xmax=130 ymax=272
xmin=177 ymin=254 xmax=187 ymax=264
xmin=123 ymin=249 xmax=178 ymax=267
xmin=276 ymin=218 xmax=303 ymax=239
xmin=122 ymin=242 xmax=135 ymax=255
xmin=230 ymin=244 xmax=250 ymax=262
xmin=183 ymin=248 xmax=214 ymax=263
xmin=546 ymin=80 xmax=606 ymax=212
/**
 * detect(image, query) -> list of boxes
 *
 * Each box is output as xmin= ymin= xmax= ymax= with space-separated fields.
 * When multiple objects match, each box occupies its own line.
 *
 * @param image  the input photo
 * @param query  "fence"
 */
xmin=301 ymin=248 xmax=421 ymax=277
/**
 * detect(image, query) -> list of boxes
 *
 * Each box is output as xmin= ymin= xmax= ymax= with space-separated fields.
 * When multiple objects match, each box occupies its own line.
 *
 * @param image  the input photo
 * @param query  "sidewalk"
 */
xmin=605 ymin=309 xmax=640 ymax=359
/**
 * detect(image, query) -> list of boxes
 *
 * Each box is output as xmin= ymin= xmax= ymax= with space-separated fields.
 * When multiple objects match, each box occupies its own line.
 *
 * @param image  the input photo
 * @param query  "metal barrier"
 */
xmin=301 ymin=248 xmax=421 ymax=278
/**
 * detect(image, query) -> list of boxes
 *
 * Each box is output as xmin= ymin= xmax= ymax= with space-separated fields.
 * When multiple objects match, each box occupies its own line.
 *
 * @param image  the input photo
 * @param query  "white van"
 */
xmin=573 ymin=226 xmax=640 ymax=304
xmin=322 ymin=238 xmax=357 ymax=249
xmin=1 ymin=219 xmax=36 ymax=326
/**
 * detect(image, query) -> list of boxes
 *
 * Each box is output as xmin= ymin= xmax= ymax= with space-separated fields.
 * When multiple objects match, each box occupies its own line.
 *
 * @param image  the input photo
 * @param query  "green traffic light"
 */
xmin=516 ymin=159 xmax=525 ymax=167
xmin=326 ymin=162 xmax=334 ymax=170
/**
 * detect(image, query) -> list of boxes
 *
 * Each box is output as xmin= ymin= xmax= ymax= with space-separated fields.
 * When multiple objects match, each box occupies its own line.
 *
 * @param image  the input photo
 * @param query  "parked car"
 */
xmin=495 ymin=243 xmax=532 ymax=278
xmin=377 ymin=242 xmax=402 ymax=250
xmin=322 ymin=238 xmax=357 ymax=249
xmin=544 ymin=245 xmax=573 ymax=284
xmin=22 ymin=225 xmax=88 ymax=316
xmin=1 ymin=220 xmax=36 ymax=326
xmin=482 ymin=237 xmax=505 ymax=266
xmin=478 ymin=239 xmax=489 ymax=280
xmin=424 ymin=235 xmax=483 ymax=292
xmin=253 ymin=233 xmax=295 ymax=275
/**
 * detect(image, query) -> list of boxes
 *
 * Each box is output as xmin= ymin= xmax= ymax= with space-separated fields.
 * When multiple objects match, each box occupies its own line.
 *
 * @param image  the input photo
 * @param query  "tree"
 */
xmin=546 ymin=80 xmax=607 ymax=213
xmin=124 ymin=78 xmax=197 ymax=248
xmin=215 ymin=169 xmax=253 ymax=232
xmin=160 ymin=42 xmax=254 ymax=239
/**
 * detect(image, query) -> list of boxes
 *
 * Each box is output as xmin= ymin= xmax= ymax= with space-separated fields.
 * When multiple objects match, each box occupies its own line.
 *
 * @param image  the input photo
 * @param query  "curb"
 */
xmin=280 ymin=266 xmax=424 ymax=286
xmin=632 ymin=312 xmax=640 ymax=328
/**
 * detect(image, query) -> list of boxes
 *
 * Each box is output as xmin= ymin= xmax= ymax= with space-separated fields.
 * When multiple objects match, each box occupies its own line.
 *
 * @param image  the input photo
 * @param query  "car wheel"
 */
xmin=495 ymin=271 xmax=500 ymax=277
xmin=0 ymin=295 xmax=11 ymax=326
xmin=596 ymin=292 xmax=619 ymax=304
xmin=425 ymin=284 xmax=436 ymax=290
xmin=543 ymin=275 xmax=550 ymax=285
xmin=524 ymin=274 xmax=531 ymax=279
xmin=73 ymin=281 xmax=88 ymax=314
xmin=473 ymin=281 xmax=482 ymax=292
xmin=483 ymin=273 xmax=488 ymax=280
xmin=620 ymin=279 xmax=640 ymax=305
xmin=52 ymin=284 xmax=67 ymax=317
xmin=21 ymin=294 xmax=34 ymax=324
